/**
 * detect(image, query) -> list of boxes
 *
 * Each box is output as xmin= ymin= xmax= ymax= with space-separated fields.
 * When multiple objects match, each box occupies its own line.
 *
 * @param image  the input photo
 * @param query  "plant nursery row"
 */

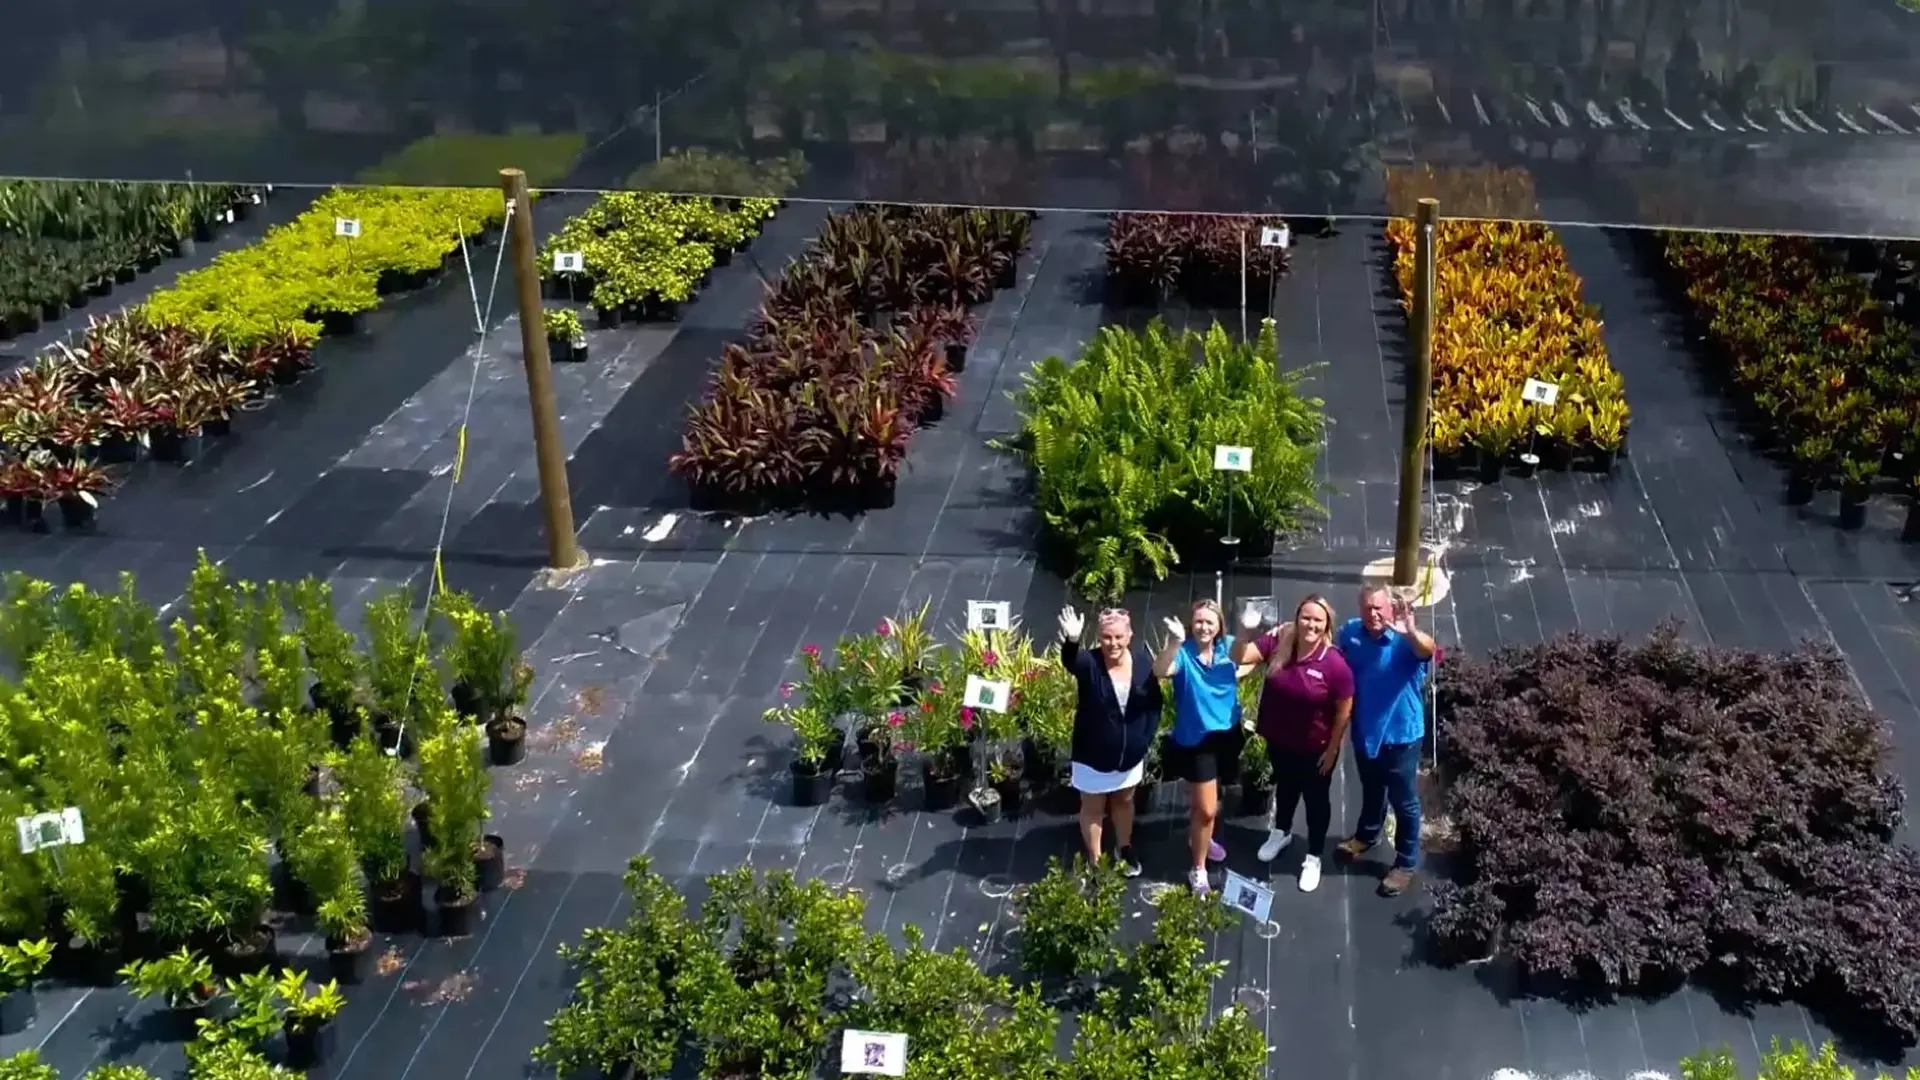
xmin=0 ymin=181 xmax=259 ymax=341
xmin=1102 ymin=211 xmax=1291 ymax=307
xmin=0 ymin=558 xmax=540 ymax=1072
xmin=1432 ymin=624 xmax=1920 ymax=1045
xmin=529 ymin=855 xmax=1266 ymax=1080
xmin=1384 ymin=167 xmax=1630 ymax=479
xmin=765 ymin=610 xmax=1283 ymax=821
xmin=538 ymin=191 xmax=782 ymax=322
xmin=1006 ymin=318 xmax=1323 ymax=600
xmin=1652 ymin=231 xmax=1920 ymax=535
xmin=669 ymin=204 xmax=1032 ymax=513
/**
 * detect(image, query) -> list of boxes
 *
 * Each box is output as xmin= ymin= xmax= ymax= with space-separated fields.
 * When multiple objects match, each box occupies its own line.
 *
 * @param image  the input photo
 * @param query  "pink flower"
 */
xmin=779 ymin=682 xmax=796 ymax=698
xmin=877 ymin=620 xmax=892 ymax=636
xmin=929 ymin=680 xmax=943 ymax=693
xmin=959 ymin=708 xmax=975 ymax=729
xmin=801 ymin=644 xmax=821 ymax=658
xmin=899 ymin=741 xmax=916 ymax=753
xmin=887 ymin=711 xmax=905 ymax=728
xmin=982 ymin=650 xmax=999 ymax=666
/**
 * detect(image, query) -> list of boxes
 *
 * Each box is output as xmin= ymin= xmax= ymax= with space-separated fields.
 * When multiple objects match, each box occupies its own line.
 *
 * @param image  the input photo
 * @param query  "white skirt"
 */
xmin=1071 ymin=760 xmax=1145 ymax=794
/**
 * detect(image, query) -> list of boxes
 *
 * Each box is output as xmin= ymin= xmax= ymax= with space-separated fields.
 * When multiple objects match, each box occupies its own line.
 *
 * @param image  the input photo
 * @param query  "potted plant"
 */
xmin=882 ymin=603 xmax=938 ymax=698
xmin=212 ymin=968 xmax=285 ymax=1051
xmin=1018 ymin=858 xmax=1123 ymax=983
xmin=0 ymin=939 xmax=52 ymax=1035
xmin=0 ymin=1050 xmax=56 ymax=1080
xmin=419 ymin=728 xmax=495 ymax=932
xmin=363 ymin=587 xmax=431 ymax=754
xmin=1837 ymin=452 xmax=1878 ymax=530
xmin=434 ymin=592 xmax=534 ymax=763
xmin=907 ymin=684 xmax=969 ymax=812
xmin=285 ymin=807 xmax=370 ymax=981
xmin=1788 ymin=435 xmax=1834 ymax=505
xmin=277 ymin=972 xmax=347 ymax=1069
xmin=55 ymin=843 xmax=124 ymax=985
xmin=294 ymin=579 xmax=365 ymax=745
xmin=862 ymin=712 xmax=904 ymax=803
xmin=1238 ymin=734 xmax=1275 ymax=817
xmin=334 ymin=734 xmax=417 ymax=932
xmin=120 ymin=948 xmax=220 ymax=1039
xmin=765 ymin=700 xmax=841 ymax=806
xmin=542 ymin=308 xmax=589 ymax=362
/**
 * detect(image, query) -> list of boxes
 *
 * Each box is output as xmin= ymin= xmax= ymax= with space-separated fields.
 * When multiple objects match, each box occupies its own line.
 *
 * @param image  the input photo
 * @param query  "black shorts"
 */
xmin=1165 ymin=728 xmax=1245 ymax=785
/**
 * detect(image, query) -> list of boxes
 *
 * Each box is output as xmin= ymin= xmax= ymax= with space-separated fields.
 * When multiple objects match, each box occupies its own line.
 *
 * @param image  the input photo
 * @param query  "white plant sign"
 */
xmin=963 ymin=675 xmax=1011 ymax=714
xmin=1222 ymin=870 xmax=1273 ymax=923
xmin=553 ymin=251 xmax=586 ymax=273
xmin=966 ymin=600 xmax=1010 ymax=632
xmin=15 ymin=807 xmax=84 ymax=854
xmin=334 ymin=217 xmax=362 ymax=238
xmin=1521 ymin=378 xmax=1560 ymax=406
xmin=841 ymin=1030 xmax=908 ymax=1077
xmin=1259 ymin=224 xmax=1291 ymax=248
xmin=1213 ymin=445 xmax=1253 ymax=472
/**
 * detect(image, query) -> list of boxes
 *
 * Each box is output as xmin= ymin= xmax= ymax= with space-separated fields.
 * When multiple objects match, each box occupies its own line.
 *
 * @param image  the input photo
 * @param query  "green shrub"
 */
xmin=1011 ymin=317 xmax=1324 ymax=599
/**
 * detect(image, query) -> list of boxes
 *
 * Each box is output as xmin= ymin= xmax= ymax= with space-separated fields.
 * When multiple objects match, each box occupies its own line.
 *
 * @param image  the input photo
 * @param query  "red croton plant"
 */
xmin=671 ymin=205 xmax=1027 ymax=505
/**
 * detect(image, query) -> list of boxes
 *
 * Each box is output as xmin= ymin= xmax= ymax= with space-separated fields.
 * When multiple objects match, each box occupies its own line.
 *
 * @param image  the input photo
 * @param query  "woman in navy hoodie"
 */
xmin=1058 ymin=605 xmax=1162 ymax=877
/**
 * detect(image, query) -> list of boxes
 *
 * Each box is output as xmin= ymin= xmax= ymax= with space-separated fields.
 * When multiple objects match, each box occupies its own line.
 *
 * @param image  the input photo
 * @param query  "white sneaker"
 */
xmin=1187 ymin=868 xmax=1211 ymax=894
xmin=1298 ymin=855 xmax=1322 ymax=893
xmin=1257 ymin=830 xmax=1294 ymax=862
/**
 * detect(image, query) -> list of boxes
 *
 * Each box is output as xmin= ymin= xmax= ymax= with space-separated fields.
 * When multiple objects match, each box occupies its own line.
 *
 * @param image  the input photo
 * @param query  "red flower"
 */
xmin=920 ymin=701 xmax=934 ymax=712
xmin=929 ymin=680 xmax=943 ymax=693
xmin=982 ymin=650 xmax=999 ymax=666
xmin=802 ymin=644 xmax=821 ymax=657
xmin=960 ymin=707 xmax=976 ymax=729
xmin=877 ymin=620 xmax=892 ymax=636
xmin=779 ymin=682 xmax=796 ymax=697
xmin=887 ymin=711 xmax=905 ymax=728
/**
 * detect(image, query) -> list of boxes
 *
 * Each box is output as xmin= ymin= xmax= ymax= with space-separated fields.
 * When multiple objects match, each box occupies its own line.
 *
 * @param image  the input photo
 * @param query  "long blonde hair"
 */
xmin=1291 ymin=594 xmax=1335 ymax=662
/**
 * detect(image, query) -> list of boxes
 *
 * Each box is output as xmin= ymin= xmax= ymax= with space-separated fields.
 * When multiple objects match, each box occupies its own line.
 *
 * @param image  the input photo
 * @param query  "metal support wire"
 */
xmin=383 ymin=201 xmax=516 ymax=755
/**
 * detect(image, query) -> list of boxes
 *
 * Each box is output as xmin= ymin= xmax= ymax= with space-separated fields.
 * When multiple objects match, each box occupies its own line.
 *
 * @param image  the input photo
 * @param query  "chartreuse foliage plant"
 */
xmin=361 ymin=132 xmax=587 ymax=187
xmin=539 ymin=191 xmax=777 ymax=309
xmin=535 ymin=856 xmax=1265 ymax=1080
xmin=142 ymin=186 xmax=510 ymax=346
xmin=1385 ymin=166 xmax=1628 ymax=461
xmin=1010 ymin=317 xmax=1323 ymax=599
xmin=1435 ymin=623 xmax=1920 ymax=1041
xmin=627 ymin=148 xmax=807 ymax=199
xmin=1685 ymin=1040 xmax=1920 ymax=1080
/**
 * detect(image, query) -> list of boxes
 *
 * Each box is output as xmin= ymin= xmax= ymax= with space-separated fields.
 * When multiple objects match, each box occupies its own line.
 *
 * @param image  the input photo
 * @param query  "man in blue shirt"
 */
xmin=1333 ymin=585 xmax=1437 ymax=897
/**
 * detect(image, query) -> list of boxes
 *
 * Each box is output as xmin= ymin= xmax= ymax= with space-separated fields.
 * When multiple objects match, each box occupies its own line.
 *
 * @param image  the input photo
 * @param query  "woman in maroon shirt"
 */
xmin=1233 ymin=594 xmax=1354 ymax=893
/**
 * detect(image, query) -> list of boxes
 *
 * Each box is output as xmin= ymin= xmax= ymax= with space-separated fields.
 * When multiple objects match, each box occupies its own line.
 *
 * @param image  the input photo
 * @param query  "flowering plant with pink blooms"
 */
xmin=906 ymin=651 xmax=970 ymax=759
xmin=780 ymin=641 xmax=851 ymax=718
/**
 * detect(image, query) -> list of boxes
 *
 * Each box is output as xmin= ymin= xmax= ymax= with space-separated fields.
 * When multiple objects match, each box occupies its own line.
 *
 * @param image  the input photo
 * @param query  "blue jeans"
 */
xmin=1353 ymin=739 xmax=1421 ymax=869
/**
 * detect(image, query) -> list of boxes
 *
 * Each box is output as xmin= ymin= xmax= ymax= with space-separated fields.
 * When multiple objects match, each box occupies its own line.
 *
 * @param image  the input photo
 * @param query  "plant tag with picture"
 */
xmin=1222 ymin=870 xmax=1273 ymax=923
xmin=1521 ymin=378 xmax=1560 ymax=406
xmin=553 ymin=251 xmax=585 ymax=273
xmin=966 ymin=600 xmax=1010 ymax=632
xmin=841 ymin=1030 xmax=908 ymax=1077
xmin=335 ymin=218 xmax=362 ymax=239
xmin=1213 ymin=445 xmax=1253 ymax=472
xmin=963 ymin=674 xmax=1011 ymax=714
xmin=15 ymin=807 xmax=83 ymax=854
xmin=1259 ymin=224 xmax=1290 ymax=248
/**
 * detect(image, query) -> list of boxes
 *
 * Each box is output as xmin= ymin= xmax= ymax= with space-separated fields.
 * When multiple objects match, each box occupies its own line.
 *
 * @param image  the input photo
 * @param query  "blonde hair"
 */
xmin=1292 ymin=594 xmax=1336 ymax=661
xmin=1097 ymin=608 xmax=1132 ymax=634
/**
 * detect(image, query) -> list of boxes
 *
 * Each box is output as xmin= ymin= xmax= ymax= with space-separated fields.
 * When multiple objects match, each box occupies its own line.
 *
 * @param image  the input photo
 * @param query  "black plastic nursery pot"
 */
xmin=1238 ymin=783 xmax=1274 ymax=818
xmin=0 ymin=985 xmax=35 ymax=1035
xmin=166 ymin=993 xmax=215 ymax=1041
xmin=1473 ymin=449 xmax=1505 ymax=484
xmin=487 ymin=717 xmax=528 ymax=766
xmin=1838 ymin=484 xmax=1871 ymax=530
xmin=862 ymin=759 xmax=899 ymax=803
xmin=318 ymin=310 xmax=361 ymax=337
xmin=59 ymin=495 xmax=98 ymax=532
xmin=1905 ymin=500 xmax=1920 ymax=543
xmin=992 ymin=775 xmax=1025 ymax=817
xmin=969 ymin=786 xmax=1003 ymax=824
xmin=151 ymin=427 xmax=203 ymax=464
xmin=436 ymin=887 xmax=478 ymax=937
xmin=944 ymin=342 xmax=967 ymax=372
xmin=220 ymin=924 xmax=279 ymax=975
xmin=923 ymin=764 xmax=962 ymax=811
xmin=284 ymin=1020 xmax=337 ymax=1070
xmin=475 ymin=834 xmax=507 ymax=893
xmin=1512 ymin=453 xmax=1540 ymax=479
xmin=327 ymin=930 xmax=374 ymax=985
xmin=1785 ymin=469 xmax=1819 ymax=506
xmin=63 ymin=934 xmax=125 ymax=987
xmin=19 ymin=499 xmax=48 ymax=533
xmin=595 ymin=306 xmax=621 ymax=329
xmin=96 ymin=434 xmax=140 ymax=463
xmin=1540 ymin=443 xmax=1575 ymax=471
xmin=1584 ymin=445 xmax=1621 ymax=473
xmin=371 ymin=872 xmax=423 ymax=934
xmin=791 ymin=758 xmax=835 ymax=806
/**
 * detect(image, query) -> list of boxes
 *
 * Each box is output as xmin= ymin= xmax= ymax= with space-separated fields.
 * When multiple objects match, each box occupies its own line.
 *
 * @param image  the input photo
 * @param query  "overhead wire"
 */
xmin=383 ymin=195 xmax=516 ymax=755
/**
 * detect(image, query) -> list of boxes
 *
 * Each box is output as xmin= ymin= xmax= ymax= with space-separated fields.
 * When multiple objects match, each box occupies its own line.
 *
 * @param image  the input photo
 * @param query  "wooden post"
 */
xmin=1392 ymin=197 xmax=1438 ymax=587
xmin=500 ymin=167 xmax=584 ymax=571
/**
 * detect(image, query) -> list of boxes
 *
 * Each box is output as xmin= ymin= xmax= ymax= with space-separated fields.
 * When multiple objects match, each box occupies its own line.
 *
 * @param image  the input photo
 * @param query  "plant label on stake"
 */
xmin=1222 ymin=870 xmax=1274 ymax=924
xmin=1521 ymin=378 xmax=1560 ymax=406
xmin=1259 ymin=224 xmax=1291 ymax=249
xmin=966 ymin=600 xmax=1011 ymax=632
xmin=963 ymin=675 xmax=1011 ymax=714
xmin=1213 ymin=445 xmax=1253 ymax=472
xmin=334 ymin=218 xmax=362 ymax=239
xmin=840 ymin=1030 xmax=908 ymax=1077
xmin=553 ymin=252 xmax=585 ymax=274
xmin=15 ymin=807 xmax=83 ymax=854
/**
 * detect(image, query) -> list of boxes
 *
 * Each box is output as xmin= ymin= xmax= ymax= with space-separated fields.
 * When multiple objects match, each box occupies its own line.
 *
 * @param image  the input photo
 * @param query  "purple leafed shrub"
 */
xmin=1431 ymin=621 xmax=1920 ymax=1043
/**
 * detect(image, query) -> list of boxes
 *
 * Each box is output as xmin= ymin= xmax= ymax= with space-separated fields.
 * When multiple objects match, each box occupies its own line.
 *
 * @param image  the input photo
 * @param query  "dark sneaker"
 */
xmin=1117 ymin=846 xmax=1143 ymax=878
xmin=1335 ymin=836 xmax=1374 ymax=863
xmin=1378 ymin=866 xmax=1417 ymax=898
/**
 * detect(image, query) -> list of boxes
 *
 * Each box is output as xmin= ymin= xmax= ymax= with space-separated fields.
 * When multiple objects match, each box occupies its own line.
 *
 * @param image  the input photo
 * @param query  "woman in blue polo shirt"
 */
xmin=1153 ymin=599 xmax=1258 ymax=894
